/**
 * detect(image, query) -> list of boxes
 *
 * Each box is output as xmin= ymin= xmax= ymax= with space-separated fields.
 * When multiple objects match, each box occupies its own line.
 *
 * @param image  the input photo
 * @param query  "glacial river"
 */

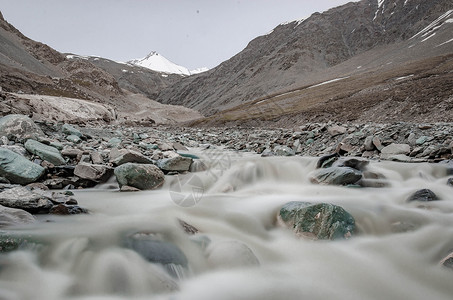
xmin=1 ymin=149 xmax=453 ymax=300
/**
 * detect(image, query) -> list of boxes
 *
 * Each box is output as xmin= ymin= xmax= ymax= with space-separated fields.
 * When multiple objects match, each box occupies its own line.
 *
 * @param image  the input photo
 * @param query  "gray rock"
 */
xmin=110 ymin=149 xmax=153 ymax=165
xmin=62 ymin=124 xmax=83 ymax=137
xmin=49 ymin=204 xmax=88 ymax=215
xmin=415 ymin=136 xmax=429 ymax=145
xmin=61 ymin=148 xmax=83 ymax=158
xmin=172 ymin=142 xmax=188 ymax=151
xmin=74 ymin=162 xmax=114 ymax=183
xmin=407 ymin=189 xmax=439 ymax=202
xmin=381 ymin=143 xmax=411 ymax=155
xmin=0 ymin=114 xmax=43 ymax=141
xmin=278 ymin=201 xmax=355 ymax=240
xmin=364 ymin=135 xmax=375 ymax=151
xmin=66 ymin=134 xmax=81 ymax=144
xmin=114 ymin=163 xmax=165 ymax=190
xmin=24 ymin=139 xmax=65 ymax=166
xmin=0 ymin=148 xmax=45 ymax=184
xmin=310 ymin=166 xmax=362 ymax=185
xmin=157 ymin=156 xmax=192 ymax=172
xmin=447 ymin=178 xmax=453 ymax=187
xmin=0 ymin=186 xmax=53 ymax=214
xmin=440 ymin=252 xmax=453 ymax=270
xmin=108 ymin=137 xmax=122 ymax=148
xmin=273 ymin=145 xmax=295 ymax=156
xmin=0 ymin=205 xmax=36 ymax=227
xmin=327 ymin=125 xmax=347 ymax=137
xmin=372 ymin=136 xmax=384 ymax=151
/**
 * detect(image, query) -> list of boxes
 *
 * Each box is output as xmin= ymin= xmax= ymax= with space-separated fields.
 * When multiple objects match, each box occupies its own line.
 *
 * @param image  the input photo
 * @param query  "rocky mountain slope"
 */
xmin=156 ymin=0 xmax=453 ymax=120
xmin=0 ymin=12 xmax=201 ymax=125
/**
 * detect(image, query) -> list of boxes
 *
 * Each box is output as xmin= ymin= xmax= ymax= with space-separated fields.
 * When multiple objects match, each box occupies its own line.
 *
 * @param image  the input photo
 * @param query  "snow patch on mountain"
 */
xmin=128 ymin=52 xmax=208 ymax=76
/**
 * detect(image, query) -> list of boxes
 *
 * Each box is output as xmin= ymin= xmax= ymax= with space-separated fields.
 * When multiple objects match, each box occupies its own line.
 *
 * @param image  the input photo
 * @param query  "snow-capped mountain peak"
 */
xmin=128 ymin=51 xmax=208 ymax=76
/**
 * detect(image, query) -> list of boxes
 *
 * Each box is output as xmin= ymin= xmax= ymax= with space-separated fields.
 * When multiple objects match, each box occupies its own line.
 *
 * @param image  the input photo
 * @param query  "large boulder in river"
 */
xmin=0 ymin=114 xmax=43 ymax=141
xmin=110 ymin=149 xmax=153 ymax=166
xmin=309 ymin=166 xmax=362 ymax=185
xmin=24 ymin=139 xmax=65 ymax=166
xmin=114 ymin=163 xmax=164 ymax=190
xmin=0 ymin=148 xmax=45 ymax=184
xmin=278 ymin=201 xmax=355 ymax=240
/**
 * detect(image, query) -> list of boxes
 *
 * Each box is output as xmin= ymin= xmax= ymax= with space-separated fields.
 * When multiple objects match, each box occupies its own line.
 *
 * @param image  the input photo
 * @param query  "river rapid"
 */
xmin=1 ymin=148 xmax=453 ymax=300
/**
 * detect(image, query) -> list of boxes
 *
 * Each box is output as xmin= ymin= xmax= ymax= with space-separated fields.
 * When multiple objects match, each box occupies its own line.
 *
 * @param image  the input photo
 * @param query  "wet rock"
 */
xmin=207 ymin=240 xmax=260 ymax=269
xmin=316 ymin=153 xmax=339 ymax=168
xmin=0 ymin=186 xmax=53 ymax=214
xmin=49 ymin=204 xmax=88 ymax=215
xmin=0 ymin=205 xmax=36 ymax=227
xmin=406 ymin=189 xmax=439 ymax=202
xmin=278 ymin=201 xmax=355 ymax=240
xmin=0 ymin=148 xmax=45 ymax=184
xmin=110 ymin=149 xmax=153 ymax=166
xmin=310 ymin=166 xmax=362 ymax=185
xmin=74 ymin=162 xmax=114 ymax=183
xmin=332 ymin=157 xmax=369 ymax=171
xmin=447 ymin=178 xmax=453 ymax=187
xmin=24 ymin=139 xmax=65 ymax=166
xmin=0 ymin=114 xmax=43 ymax=141
xmin=0 ymin=177 xmax=10 ymax=184
xmin=172 ymin=142 xmax=188 ymax=151
xmin=440 ymin=252 xmax=453 ymax=270
xmin=114 ymin=163 xmax=165 ymax=190
xmin=124 ymin=233 xmax=188 ymax=277
xmin=0 ymin=232 xmax=42 ymax=253
xmin=62 ymin=123 xmax=83 ymax=137
xmin=178 ymin=219 xmax=199 ymax=235
xmin=273 ymin=145 xmax=295 ymax=156
xmin=157 ymin=156 xmax=192 ymax=172
xmin=260 ymin=149 xmax=276 ymax=157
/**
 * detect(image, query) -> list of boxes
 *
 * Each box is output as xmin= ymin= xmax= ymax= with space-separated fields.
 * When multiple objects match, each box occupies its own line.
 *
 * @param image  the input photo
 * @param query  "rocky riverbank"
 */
xmin=0 ymin=114 xmax=452 ymax=221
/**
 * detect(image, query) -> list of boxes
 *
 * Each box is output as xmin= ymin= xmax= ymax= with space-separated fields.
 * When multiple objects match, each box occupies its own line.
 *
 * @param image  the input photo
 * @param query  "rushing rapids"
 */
xmin=1 ymin=149 xmax=453 ymax=300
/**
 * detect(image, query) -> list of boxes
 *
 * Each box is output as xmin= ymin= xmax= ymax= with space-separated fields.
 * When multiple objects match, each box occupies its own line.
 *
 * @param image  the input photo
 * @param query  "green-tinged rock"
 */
xmin=310 ymin=166 xmax=362 ymax=185
xmin=0 ymin=114 xmax=44 ymax=141
xmin=273 ymin=145 xmax=295 ymax=156
xmin=178 ymin=152 xmax=200 ymax=160
xmin=24 ymin=139 xmax=65 ymax=166
xmin=108 ymin=137 xmax=122 ymax=148
xmin=0 ymin=232 xmax=44 ymax=253
xmin=0 ymin=148 xmax=45 ymax=184
xmin=407 ymin=189 xmax=439 ymax=202
xmin=157 ymin=156 xmax=192 ymax=172
xmin=114 ymin=163 xmax=164 ymax=190
xmin=279 ymin=201 xmax=355 ymax=240
xmin=66 ymin=134 xmax=81 ymax=144
xmin=62 ymin=124 xmax=83 ymax=137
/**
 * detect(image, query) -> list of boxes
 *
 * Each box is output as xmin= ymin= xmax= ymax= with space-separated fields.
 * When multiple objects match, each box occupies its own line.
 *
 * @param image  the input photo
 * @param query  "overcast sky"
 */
xmin=0 ymin=0 xmax=354 ymax=70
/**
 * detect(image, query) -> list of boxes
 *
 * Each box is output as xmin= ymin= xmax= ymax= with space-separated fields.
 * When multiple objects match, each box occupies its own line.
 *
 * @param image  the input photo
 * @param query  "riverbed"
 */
xmin=1 ymin=149 xmax=453 ymax=300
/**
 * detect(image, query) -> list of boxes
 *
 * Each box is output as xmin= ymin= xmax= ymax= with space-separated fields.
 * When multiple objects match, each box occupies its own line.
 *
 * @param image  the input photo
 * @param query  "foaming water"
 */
xmin=1 ymin=151 xmax=453 ymax=300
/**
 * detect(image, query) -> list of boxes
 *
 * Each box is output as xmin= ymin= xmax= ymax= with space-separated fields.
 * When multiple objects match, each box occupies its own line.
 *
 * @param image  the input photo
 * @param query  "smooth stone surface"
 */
xmin=74 ymin=162 xmax=114 ymax=183
xmin=207 ymin=240 xmax=260 ymax=269
xmin=157 ymin=156 xmax=192 ymax=172
xmin=0 ymin=148 xmax=45 ymax=184
xmin=110 ymin=149 xmax=153 ymax=166
xmin=66 ymin=134 xmax=81 ymax=144
xmin=24 ymin=139 xmax=65 ymax=165
xmin=114 ymin=163 xmax=165 ymax=190
xmin=0 ymin=205 xmax=36 ymax=227
xmin=381 ymin=143 xmax=411 ymax=155
xmin=279 ymin=201 xmax=355 ymax=240
xmin=310 ymin=166 xmax=362 ymax=185
xmin=406 ymin=189 xmax=439 ymax=202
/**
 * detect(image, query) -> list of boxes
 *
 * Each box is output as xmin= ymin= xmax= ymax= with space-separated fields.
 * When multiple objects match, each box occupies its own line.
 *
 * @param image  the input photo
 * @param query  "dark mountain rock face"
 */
xmin=156 ymin=0 xmax=453 ymax=116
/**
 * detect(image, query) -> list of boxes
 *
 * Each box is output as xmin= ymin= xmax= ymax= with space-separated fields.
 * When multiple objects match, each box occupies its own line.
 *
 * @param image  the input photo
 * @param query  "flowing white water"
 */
xmin=1 ymin=150 xmax=453 ymax=300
